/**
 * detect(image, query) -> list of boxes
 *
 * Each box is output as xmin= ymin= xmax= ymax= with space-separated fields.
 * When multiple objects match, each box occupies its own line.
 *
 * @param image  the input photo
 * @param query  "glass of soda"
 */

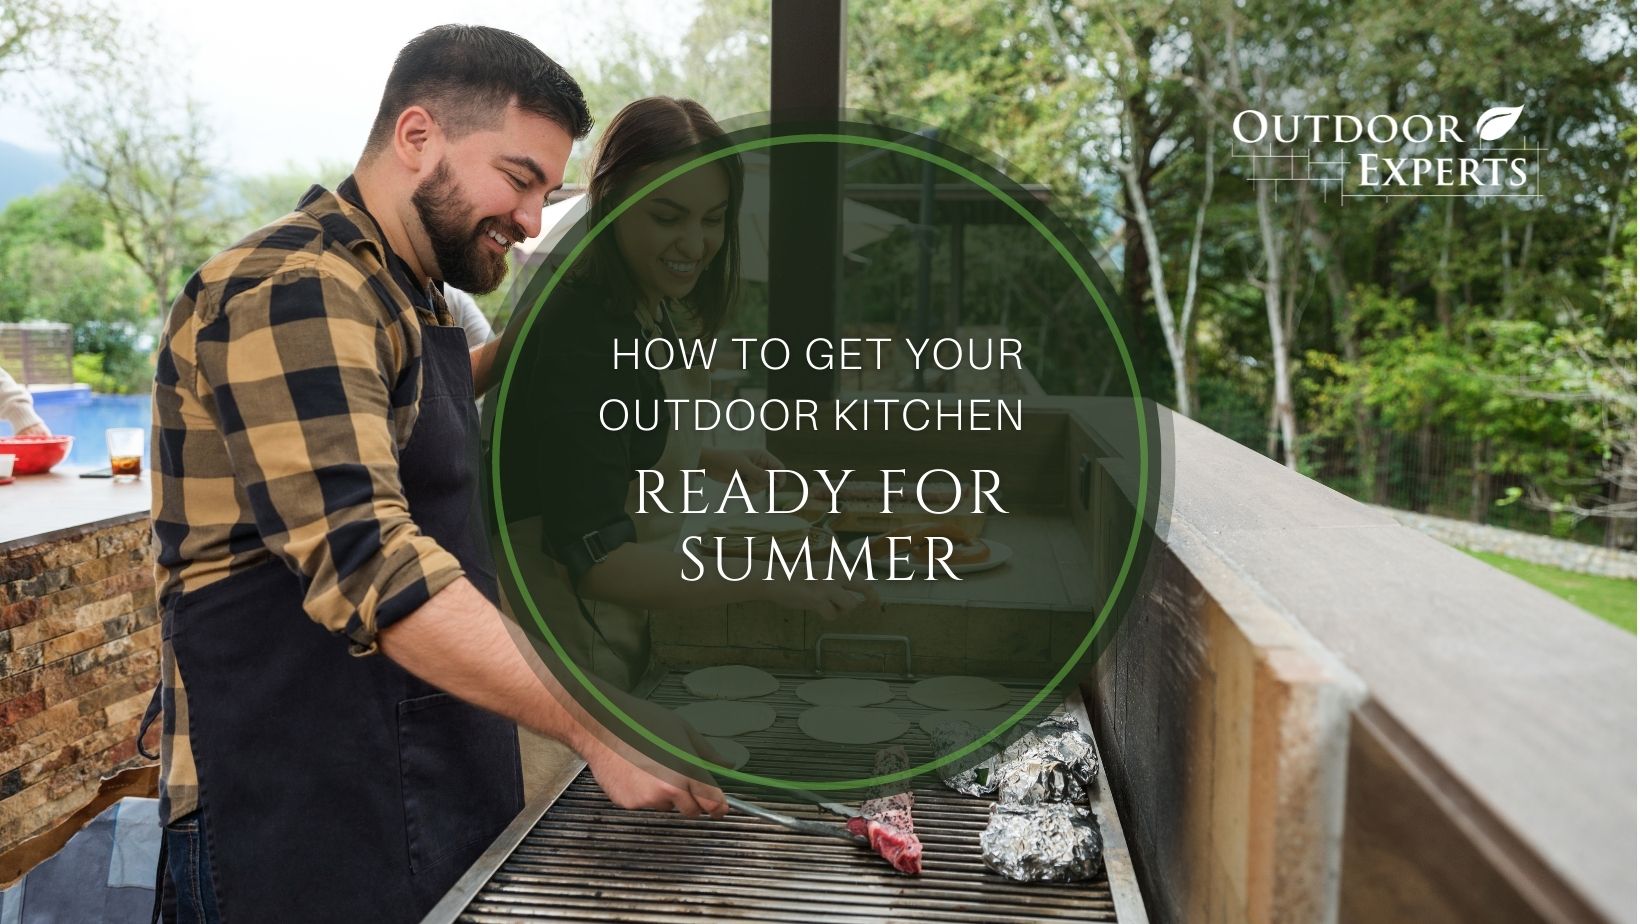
xmin=106 ymin=427 xmax=144 ymax=483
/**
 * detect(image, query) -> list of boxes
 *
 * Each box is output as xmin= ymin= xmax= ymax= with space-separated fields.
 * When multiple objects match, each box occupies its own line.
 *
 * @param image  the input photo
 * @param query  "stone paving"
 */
xmin=1370 ymin=505 xmax=1637 ymax=580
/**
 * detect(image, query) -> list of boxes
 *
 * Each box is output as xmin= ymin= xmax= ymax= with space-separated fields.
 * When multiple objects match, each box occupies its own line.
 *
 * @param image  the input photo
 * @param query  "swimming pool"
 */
xmin=20 ymin=387 xmax=151 ymax=469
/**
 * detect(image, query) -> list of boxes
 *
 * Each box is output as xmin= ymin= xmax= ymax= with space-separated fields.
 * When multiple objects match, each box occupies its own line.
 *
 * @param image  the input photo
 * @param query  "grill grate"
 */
xmin=445 ymin=672 xmax=1130 ymax=923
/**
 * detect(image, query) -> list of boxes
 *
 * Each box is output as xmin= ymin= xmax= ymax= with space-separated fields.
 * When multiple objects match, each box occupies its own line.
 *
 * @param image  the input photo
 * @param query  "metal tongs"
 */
xmin=724 ymin=793 xmax=866 ymax=844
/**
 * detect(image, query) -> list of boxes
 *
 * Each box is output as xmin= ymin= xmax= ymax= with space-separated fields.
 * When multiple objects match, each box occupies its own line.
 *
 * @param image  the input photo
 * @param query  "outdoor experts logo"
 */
xmin=1233 ymin=105 xmax=1543 ymax=203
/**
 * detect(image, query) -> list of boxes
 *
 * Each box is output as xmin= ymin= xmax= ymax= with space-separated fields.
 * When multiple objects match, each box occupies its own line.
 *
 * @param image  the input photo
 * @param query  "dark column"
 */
xmin=949 ymin=217 xmax=965 ymax=335
xmin=768 ymin=0 xmax=845 ymax=401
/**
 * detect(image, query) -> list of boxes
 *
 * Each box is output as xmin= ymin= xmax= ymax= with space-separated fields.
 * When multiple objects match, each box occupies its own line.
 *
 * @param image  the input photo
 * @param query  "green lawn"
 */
xmin=1465 ymin=549 xmax=1637 ymax=633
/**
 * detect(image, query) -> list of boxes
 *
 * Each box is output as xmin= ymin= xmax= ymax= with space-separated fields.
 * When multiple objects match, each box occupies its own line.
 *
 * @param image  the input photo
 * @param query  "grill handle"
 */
xmin=814 ymin=633 xmax=913 ymax=678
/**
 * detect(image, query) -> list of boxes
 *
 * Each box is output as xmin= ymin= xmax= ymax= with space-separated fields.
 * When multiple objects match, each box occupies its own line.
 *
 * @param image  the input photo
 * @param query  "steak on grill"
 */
xmin=847 ymin=745 xmax=923 ymax=874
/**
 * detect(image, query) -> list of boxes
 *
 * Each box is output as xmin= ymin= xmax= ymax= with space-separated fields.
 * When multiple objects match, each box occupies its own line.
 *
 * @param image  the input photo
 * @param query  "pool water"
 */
xmin=17 ymin=387 xmax=151 ymax=469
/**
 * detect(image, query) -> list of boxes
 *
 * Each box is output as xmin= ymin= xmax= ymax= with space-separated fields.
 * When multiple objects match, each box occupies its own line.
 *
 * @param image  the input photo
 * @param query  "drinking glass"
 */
xmin=106 ymin=428 xmax=144 ymax=483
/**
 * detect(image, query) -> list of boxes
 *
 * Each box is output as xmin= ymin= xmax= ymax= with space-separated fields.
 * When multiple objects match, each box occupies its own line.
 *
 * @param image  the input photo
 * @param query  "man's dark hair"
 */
xmin=364 ymin=25 xmax=593 ymax=155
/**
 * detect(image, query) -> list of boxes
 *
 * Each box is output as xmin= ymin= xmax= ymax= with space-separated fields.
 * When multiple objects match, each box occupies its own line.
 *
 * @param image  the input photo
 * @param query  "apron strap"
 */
xmin=557 ymin=519 xmax=638 ymax=579
xmin=136 ymin=681 xmax=163 ymax=761
xmin=549 ymin=519 xmax=636 ymax=648
xmin=149 ymin=822 xmax=171 ymax=924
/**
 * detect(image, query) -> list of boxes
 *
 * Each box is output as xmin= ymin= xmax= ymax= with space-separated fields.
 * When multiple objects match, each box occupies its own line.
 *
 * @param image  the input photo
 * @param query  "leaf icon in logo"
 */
xmin=1475 ymin=105 xmax=1524 ymax=142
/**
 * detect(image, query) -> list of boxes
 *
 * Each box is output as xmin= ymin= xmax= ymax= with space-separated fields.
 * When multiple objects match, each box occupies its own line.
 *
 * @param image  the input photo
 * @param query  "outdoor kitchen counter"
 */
xmin=0 ymin=469 xmax=158 ymax=855
xmin=0 ymin=469 xmax=151 ymax=553
xmin=862 ymin=511 xmax=1099 ymax=610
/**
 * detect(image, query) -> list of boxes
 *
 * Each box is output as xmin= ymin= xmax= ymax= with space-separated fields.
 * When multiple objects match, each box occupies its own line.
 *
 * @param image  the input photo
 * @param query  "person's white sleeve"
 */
xmin=0 ymin=366 xmax=44 ymax=434
xmin=443 ymin=285 xmax=495 ymax=350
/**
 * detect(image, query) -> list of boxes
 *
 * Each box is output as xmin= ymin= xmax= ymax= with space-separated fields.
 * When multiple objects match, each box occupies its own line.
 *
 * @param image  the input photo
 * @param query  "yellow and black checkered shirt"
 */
xmin=149 ymin=177 xmax=466 ymax=823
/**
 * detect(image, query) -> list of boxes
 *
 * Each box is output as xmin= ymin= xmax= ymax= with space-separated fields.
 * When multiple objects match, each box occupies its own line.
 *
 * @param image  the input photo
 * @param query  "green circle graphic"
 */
xmin=490 ymin=130 xmax=1151 ymax=791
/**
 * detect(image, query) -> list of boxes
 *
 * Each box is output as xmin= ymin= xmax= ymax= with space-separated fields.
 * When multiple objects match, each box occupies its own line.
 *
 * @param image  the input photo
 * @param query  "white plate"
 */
xmin=843 ymin=537 xmax=1012 ymax=576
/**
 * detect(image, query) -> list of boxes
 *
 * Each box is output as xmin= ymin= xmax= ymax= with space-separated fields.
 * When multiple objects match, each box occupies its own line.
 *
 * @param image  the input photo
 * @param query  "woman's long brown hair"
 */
xmin=579 ymin=97 xmax=742 ymax=337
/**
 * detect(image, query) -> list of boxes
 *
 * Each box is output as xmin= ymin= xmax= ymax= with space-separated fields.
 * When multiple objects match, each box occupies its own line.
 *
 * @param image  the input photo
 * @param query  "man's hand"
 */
xmin=582 ymin=735 xmax=729 ymax=819
xmin=579 ymin=685 xmax=729 ymax=819
xmin=381 ymin=578 xmax=731 ymax=820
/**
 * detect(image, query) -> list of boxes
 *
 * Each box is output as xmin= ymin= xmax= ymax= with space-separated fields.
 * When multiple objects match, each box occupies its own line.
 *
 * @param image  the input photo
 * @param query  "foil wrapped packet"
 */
xmin=928 ymin=719 xmax=1002 ymax=797
xmin=996 ymin=757 xmax=1082 ymax=805
xmin=980 ymin=802 xmax=1104 ymax=883
xmin=990 ymin=712 xmax=1095 ymax=797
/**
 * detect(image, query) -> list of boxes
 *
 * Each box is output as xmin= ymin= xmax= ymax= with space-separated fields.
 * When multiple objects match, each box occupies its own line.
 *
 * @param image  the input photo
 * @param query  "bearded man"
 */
xmin=144 ymin=25 xmax=725 ymax=923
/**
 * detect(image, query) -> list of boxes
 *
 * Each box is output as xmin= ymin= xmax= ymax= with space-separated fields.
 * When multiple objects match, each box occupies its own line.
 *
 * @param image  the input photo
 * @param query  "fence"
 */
xmin=1307 ymin=427 xmax=1632 ymax=550
xmin=1195 ymin=408 xmax=1633 ymax=550
xmin=0 ymin=323 xmax=74 ymax=386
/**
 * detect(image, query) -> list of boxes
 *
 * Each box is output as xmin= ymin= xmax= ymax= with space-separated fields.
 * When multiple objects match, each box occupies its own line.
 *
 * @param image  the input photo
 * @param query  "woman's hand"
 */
xmin=700 ymin=447 xmax=787 ymax=491
xmin=16 ymin=422 xmax=48 ymax=437
xmin=765 ymin=572 xmax=880 ymax=620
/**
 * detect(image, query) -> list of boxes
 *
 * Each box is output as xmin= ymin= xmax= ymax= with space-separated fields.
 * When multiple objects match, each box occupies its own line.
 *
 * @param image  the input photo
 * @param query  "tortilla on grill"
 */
xmin=908 ymin=676 xmax=1011 ymax=711
xmin=795 ymin=677 xmax=893 ymax=707
xmin=682 ymin=664 xmax=779 ymax=700
xmin=673 ymin=701 xmax=776 ymax=737
xmin=703 ymin=737 xmax=751 ymax=770
xmin=797 ymin=706 xmax=909 ymax=744
xmin=919 ymin=708 xmax=1016 ymax=737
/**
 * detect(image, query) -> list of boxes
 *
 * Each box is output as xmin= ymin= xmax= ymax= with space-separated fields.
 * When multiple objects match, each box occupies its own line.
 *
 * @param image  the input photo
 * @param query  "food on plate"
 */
xmin=863 ymin=521 xmax=989 ymax=567
xmin=691 ymin=513 xmax=834 ymax=560
xmin=681 ymin=664 xmax=779 ymax=700
xmin=785 ymin=475 xmax=988 ymax=536
xmin=845 ymin=745 xmax=923 ymax=875
xmin=714 ymin=527 xmax=835 ymax=560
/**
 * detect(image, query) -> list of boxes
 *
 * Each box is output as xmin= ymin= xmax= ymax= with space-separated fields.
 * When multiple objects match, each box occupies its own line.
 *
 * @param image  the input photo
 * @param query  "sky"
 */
xmin=0 ymin=0 xmax=700 ymax=177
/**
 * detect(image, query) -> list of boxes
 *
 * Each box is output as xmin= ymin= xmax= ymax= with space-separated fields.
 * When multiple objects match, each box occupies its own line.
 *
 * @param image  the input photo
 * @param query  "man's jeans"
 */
xmin=163 ymin=812 xmax=222 ymax=924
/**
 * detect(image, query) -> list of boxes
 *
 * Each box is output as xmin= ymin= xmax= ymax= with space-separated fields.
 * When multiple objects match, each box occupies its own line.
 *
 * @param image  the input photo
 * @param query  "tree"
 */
xmin=0 ymin=0 xmax=122 ymax=93
xmin=228 ymin=159 xmax=354 ymax=243
xmin=48 ymin=71 xmax=223 ymax=311
xmin=1080 ymin=0 xmax=1219 ymax=416
xmin=0 ymin=182 xmax=104 ymax=253
xmin=559 ymin=0 xmax=771 ymax=181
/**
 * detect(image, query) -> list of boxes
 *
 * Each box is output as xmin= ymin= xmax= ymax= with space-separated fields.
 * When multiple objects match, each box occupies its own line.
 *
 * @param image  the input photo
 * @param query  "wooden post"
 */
xmin=768 ymin=0 xmax=845 ymax=403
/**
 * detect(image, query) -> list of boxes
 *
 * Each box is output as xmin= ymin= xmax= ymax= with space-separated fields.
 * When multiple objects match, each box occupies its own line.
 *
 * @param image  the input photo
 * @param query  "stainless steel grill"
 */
xmin=425 ymin=672 xmax=1146 ymax=923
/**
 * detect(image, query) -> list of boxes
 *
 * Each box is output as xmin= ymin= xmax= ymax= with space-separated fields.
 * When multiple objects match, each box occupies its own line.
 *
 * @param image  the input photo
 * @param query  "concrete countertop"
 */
xmin=0 ymin=469 xmax=151 ymax=552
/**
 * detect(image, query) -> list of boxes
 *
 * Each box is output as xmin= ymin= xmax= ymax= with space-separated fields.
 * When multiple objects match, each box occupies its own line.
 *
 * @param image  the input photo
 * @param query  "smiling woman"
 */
xmin=501 ymin=97 xmax=875 ymax=696
xmin=577 ymin=97 xmax=744 ymax=336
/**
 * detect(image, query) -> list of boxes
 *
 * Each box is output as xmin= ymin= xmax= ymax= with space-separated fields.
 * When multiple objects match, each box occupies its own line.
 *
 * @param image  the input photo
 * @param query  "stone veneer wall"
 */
xmin=0 ymin=517 xmax=159 ymax=854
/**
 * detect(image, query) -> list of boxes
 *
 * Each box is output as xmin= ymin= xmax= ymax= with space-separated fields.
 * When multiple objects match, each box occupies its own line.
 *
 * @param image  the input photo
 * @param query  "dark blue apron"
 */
xmin=154 ymin=322 xmax=521 ymax=922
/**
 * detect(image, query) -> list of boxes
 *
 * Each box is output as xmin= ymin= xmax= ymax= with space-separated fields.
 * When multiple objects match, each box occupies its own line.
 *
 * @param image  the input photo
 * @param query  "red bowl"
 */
xmin=0 ymin=435 xmax=74 ymax=475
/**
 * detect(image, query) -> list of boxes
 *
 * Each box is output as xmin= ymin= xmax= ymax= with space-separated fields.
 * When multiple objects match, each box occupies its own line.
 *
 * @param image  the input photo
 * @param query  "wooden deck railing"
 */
xmin=1080 ymin=401 xmax=1636 ymax=924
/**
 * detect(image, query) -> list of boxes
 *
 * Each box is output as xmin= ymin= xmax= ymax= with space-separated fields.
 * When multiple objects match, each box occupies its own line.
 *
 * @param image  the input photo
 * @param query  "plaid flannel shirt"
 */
xmin=149 ymin=177 xmax=464 ymax=822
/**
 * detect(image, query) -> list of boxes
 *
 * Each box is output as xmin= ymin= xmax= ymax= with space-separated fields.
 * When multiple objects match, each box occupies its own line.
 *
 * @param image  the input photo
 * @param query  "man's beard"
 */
xmin=410 ymin=158 xmax=512 ymax=295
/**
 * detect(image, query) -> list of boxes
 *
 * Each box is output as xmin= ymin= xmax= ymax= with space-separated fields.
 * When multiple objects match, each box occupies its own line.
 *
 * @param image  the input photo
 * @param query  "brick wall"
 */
xmin=0 ymin=518 xmax=159 ymax=854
